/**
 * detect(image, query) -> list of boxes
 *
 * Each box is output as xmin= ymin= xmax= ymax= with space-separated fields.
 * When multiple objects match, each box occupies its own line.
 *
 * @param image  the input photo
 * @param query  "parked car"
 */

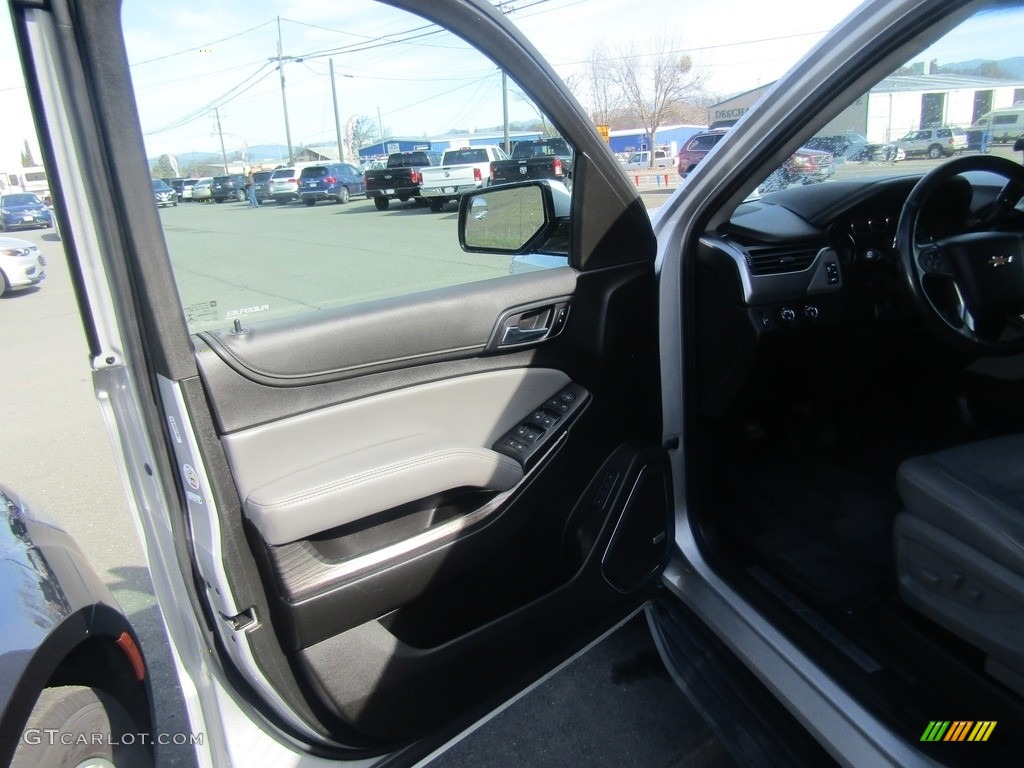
xmin=623 ymin=149 xmax=674 ymax=169
xmin=676 ymin=129 xmax=729 ymax=177
xmin=252 ymin=170 xmax=274 ymax=203
xmin=298 ymin=163 xmax=366 ymax=206
xmin=0 ymin=484 xmax=153 ymax=768
xmin=267 ymin=167 xmax=299 ymax=204
xmin=151 ymin=178 xmax=177 ymax=208
xmin=894 ymin=126 xmax=967 ymax=158
xmin=0 ymin=192 xmax=54 ymax=231
xmin=211 ymin=173 xmax=247 ymax=203
xmin=364 ymin=151 xmax=441 ymax=210
xmin=190 ymin=177 xmax=213 ymax=202
xmin=489 ymin=138 xmax=573 ymax=188
xmin=0 ymin=235 xmax=46 ymax=294
xmin=180 ymin=178 xmax=199 ymax=201
xmin=419 ymin=145 xmax=510 ymax=211
xmin=168 ymin=177 xmax=186 ymax=200
xmin=13 ymin=1 xmax=1024 ymax=768
xmin=803 ymin=133 xmax=903 ymax=162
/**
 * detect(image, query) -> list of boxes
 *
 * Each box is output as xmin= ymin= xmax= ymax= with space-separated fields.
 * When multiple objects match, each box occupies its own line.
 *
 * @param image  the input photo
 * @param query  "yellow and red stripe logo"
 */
xmin=920 ymin=721 xmax=996 ymax=742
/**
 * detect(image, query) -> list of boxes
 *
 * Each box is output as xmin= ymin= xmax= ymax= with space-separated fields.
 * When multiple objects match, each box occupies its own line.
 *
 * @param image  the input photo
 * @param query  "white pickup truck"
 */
xmin=419 ymin=146 xmax=510 ymax=212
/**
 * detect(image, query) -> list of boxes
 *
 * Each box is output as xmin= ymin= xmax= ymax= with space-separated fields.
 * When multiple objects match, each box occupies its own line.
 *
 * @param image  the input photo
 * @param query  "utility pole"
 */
xmin=214 ymin=107 xmax=229 ymax=173
xmin=274 ymin=16 xmax=294 ymax=163
xmin=377 ymin=107 xmax=385 ymax=153
xmin=330 ymin=60 xmax=344 ymax=162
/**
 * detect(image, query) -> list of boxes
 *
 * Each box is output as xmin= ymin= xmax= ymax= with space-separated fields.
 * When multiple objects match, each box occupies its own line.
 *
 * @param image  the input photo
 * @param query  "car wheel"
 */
xmin=374 ymin=197 xmax=389 ymax=211
xmin=303 ymin=198 xmax=316 ymax=207
xmin=339 ymin=186 xmax=350 ymax=204
xmin=927 ymin=144 xmax=943 ymax=159
xmin=428 ymin=199 xmax=445 ymax=213
xmin=236 ymin=190 xmax=245 ymax=202
xmin=0 ymin=271 xmax=9 ymax=296
xmin=12 ymin=686 xmax=151 ymax=768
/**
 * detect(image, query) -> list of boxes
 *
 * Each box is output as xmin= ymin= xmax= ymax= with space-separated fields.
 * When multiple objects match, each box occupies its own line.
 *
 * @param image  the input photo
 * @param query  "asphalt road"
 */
xmin=0 ymin=204 xmax=735 ymax=768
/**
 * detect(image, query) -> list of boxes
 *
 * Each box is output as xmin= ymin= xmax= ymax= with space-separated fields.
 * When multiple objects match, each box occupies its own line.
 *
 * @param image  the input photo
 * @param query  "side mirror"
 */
xmin=458 ymin=180 xmax=571 ymax=255
xmin=1014 ymin=135 xmax=1024 ymax=153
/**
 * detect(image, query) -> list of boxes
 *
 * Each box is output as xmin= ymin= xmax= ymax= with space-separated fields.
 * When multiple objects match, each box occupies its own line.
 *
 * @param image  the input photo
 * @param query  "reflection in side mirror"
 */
xmin=461 ymin=186 xmax=546 ymax=252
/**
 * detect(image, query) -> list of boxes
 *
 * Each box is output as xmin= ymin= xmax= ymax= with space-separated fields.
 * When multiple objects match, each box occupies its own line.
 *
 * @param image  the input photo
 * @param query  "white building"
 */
xmin=711 ymin=73 xmax=1024 ymax=143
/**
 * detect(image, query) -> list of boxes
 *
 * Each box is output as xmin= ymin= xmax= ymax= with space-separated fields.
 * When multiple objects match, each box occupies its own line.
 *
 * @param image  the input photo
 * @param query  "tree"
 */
xmin=150 ymin=154 xmax=176 ymax=179
xmin=604 ymin=33 xmax=707 ymax=167
xmin=580 ymin=41 xmax=623 ymax=126
xmin=351 ymin=115 xmax=384 ymax=156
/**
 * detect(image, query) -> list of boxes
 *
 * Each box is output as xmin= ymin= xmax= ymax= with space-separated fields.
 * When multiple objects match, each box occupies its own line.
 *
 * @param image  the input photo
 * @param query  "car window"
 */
xmin=122 ymin=0 xmax=570 ymax=333
xmin=741 ymin=5 xmax=1024 ymax=199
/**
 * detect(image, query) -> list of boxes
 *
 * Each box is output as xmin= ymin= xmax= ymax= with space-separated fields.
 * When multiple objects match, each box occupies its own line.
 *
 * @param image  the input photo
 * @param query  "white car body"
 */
xmin=419 ymin=146 xmax=510 ymax=203
xmin=0 ymin=236 xmax=46 ymax=294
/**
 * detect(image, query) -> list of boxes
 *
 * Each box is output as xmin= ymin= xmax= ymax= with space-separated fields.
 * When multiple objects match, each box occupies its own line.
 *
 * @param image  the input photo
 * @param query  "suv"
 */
xmin=894 ymin=126 xmax=967 ymax=158
xmin=676 ymin=129 xmax=729 ymax=177
xmin=211 ymin=173 xmax=247 ymax=203
xmin=298 ymin=163 xmax=365 ymax=206
xmin=252 ymin=170 xmax=274 ymax=203
xmin=267 ymin=167 xmax=298 ymax=204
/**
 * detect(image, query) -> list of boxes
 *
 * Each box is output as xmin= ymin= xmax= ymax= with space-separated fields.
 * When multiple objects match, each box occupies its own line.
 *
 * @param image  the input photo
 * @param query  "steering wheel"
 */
xmin=896 ymin=154 xmax=1024 ymax=354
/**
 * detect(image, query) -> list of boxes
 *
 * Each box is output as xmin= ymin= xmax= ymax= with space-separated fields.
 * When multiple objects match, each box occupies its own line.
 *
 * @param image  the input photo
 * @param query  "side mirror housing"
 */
xmin=458 ymin=180 xmax=571 ymax=255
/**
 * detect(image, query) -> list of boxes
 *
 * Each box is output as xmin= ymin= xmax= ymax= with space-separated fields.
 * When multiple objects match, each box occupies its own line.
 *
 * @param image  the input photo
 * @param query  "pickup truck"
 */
xmin=489 ymin=138 xmax=573 ymax=189
xmin=363 ymin=151 xmax=441 ymax=210
xmin=419 ymin=146 xmax=509 ymax=212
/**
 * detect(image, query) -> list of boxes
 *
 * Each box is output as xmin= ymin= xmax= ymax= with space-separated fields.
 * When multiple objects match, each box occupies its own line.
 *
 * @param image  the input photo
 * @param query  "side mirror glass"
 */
xmin=460 ymin=185 xmax=547 ymax=253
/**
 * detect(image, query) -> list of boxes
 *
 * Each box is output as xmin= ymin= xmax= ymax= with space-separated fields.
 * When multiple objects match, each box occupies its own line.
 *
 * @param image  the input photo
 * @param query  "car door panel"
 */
xmin=12 ymin=0 xmax=668 ymax=754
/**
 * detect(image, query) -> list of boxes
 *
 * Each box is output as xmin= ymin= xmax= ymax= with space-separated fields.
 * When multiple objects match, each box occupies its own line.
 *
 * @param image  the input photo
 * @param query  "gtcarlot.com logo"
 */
xmin=22 ymin=730 xmax=204 ymax=747
xmin=920 ymin=721 xmax=996 ymax=743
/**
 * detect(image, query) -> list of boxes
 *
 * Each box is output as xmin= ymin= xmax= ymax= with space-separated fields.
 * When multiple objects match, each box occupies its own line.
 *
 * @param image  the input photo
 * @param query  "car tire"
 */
xmin=374 ymin=197 xmax=390 ymax=211
xmin=303 ymin=198 xmax=316 ymax=207
xmin=12 ymin=685 xmax=151 ymax=768
xmin=236 ymin=190 xmax=245 ymax=202
xmin=428 ymin=199 xmax=445 ymax=213
xmin=0 ymin=271 xmax=9 ymax=296
xmin=339 ymin=186 xmax=350 ymax=204
xmin=927 ymin=144 xmax=943 ymax=159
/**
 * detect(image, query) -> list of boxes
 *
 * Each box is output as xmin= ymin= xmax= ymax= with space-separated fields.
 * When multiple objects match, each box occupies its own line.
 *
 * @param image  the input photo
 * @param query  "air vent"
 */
xmin=744 ymin=245 xmax=821 ymax=276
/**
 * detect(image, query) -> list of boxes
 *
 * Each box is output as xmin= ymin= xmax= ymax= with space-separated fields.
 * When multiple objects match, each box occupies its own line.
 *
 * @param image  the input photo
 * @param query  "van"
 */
xmin=974 ymin=106 xmax=1024 ymax=143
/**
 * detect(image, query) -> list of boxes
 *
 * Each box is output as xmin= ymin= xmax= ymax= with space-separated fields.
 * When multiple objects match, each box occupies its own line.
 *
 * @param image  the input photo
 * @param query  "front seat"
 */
xmin=894 ymin=433 xmax=1024 ymax=695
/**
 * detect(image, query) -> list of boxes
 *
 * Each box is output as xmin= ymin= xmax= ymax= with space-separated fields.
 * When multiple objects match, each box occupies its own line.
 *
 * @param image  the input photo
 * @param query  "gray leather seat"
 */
xmin=895 ymin=433 xmax=1024 ymax=694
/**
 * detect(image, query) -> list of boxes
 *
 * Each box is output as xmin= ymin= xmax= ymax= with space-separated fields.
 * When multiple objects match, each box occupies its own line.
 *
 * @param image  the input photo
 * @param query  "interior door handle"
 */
xmin=489 ymin=299 xmax=571 ymax=351
xmin=502 ymin=313 xmax=552 ymax=345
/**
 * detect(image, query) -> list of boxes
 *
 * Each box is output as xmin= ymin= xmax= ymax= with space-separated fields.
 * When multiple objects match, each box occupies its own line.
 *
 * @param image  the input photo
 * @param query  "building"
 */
xmin=708 ymin=72 xmax=1024 ymax=143
xmin=358 ymin=131 xmax=544 ymax=160
xmin=607 ymin=124 xmax=705 ymax=155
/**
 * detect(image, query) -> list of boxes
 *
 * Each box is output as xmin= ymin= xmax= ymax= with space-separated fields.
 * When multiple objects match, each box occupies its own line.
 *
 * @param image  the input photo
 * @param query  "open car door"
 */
xmin=9 ymin=0 xmax=669 ymax=761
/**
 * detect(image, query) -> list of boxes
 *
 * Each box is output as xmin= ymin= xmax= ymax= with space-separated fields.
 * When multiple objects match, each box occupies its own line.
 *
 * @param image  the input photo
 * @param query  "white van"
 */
xmin=973 ymin=105 xmax=1024 ymax=143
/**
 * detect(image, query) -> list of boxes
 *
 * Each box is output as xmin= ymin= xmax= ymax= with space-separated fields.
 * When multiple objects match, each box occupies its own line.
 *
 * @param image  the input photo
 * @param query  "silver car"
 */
xmin=0 ymin=236 xmax=46 ymax=294
xmin=267 ymin=167 xmax=298 ymax=204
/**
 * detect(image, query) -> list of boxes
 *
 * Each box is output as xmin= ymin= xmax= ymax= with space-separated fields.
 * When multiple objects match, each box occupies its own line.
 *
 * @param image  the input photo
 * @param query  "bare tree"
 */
xmin=581 ymin=40 xmax=623 ymax=126
xmin=606 ymin=33 xmax=707 ymax=167
xmin=351 ymin=115 xmax=384 ymax=156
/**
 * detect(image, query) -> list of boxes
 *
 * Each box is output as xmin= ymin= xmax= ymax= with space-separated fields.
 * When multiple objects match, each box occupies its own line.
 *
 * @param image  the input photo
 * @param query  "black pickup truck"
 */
xmin=489 ymin=137 xmax=573 ymax=188
xmin=363 ymin=151 xmax=441 ymax=210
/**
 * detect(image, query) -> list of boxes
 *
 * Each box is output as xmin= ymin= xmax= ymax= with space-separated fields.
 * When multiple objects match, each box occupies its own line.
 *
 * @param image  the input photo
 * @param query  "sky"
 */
xmin=1 ymin=0 xmax=1022 ymax=166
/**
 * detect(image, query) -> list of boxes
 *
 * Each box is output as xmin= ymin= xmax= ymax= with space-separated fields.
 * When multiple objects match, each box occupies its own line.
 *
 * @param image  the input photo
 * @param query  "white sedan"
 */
xmin=0 ymin=236 xmax=46 ymax=295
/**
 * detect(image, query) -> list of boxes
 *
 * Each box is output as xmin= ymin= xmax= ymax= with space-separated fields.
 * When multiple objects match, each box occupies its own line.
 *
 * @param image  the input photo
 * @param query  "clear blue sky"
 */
xmin=3 ymin=0 xmax=1021 ymax=163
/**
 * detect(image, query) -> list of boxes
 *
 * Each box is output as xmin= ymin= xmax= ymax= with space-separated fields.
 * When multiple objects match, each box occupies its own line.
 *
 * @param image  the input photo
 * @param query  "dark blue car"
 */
xmin=0 ymin=193 xmax=53 ymax=231
xmin=298 ymin=163 xmax=365 ymax=206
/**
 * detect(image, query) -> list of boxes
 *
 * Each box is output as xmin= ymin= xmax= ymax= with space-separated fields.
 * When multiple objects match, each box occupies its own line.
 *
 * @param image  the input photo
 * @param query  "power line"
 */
xmin=129 ymin=19 xmax=275 ymax=67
